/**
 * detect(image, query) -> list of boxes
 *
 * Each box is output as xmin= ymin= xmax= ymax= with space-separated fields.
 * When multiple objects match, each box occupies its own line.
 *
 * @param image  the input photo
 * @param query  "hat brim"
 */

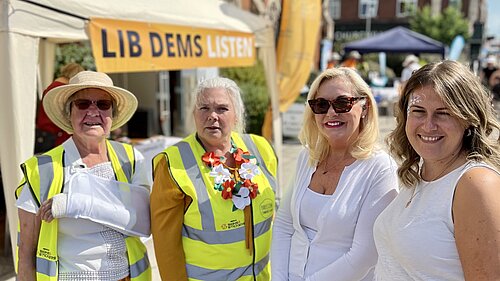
xmin=43 ymin=84 xmax=138 ymax=134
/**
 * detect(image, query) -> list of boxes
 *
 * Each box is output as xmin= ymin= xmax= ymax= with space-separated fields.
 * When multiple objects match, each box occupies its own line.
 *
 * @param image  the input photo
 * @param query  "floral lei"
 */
xmin=201 ymin=141 xmax=260 ymax=211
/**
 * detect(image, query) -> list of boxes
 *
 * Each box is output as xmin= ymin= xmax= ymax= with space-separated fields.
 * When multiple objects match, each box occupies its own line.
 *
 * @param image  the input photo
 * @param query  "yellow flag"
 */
xmin=262 ymin=0 xmax=321 ymax=139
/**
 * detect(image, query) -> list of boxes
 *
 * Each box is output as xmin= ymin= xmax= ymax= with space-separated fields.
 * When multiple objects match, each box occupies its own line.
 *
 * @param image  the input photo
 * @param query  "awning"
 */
xmin=0 ymin=0 xmax=280 ymax=260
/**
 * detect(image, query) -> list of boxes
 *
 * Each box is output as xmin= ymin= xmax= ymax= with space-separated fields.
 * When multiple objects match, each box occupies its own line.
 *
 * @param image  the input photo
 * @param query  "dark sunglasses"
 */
xmin=73 ymin=99 xmax=113 ymax=111
xmin=308 ymin=96 xmax=365 ymax=114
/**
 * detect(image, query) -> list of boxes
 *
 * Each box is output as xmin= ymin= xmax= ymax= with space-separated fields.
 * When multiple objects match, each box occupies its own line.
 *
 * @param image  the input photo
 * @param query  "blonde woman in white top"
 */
xmin=374 ymin=60 xmax=500 ymax=280
xmin=271 ymin=67 xmax=398 ymax=281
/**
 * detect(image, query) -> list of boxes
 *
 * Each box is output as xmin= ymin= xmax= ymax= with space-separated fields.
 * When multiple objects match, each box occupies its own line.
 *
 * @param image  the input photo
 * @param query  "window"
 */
xmin=329 ymin=0 xmax=341 ymax=20
xmin=359 ymin=0 xmax=378 ymax=19
xmin=396 ymin=0 xmax=417 ymax=17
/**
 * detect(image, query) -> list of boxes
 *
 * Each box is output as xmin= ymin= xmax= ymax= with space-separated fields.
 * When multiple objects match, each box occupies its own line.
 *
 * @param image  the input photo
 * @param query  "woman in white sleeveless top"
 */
xmin=374 ymin=60 xmax=500 ymax=280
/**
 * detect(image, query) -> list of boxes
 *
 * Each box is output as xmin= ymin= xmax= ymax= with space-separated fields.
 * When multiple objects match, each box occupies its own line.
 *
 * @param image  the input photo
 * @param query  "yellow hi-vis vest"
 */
xmin=15 ymin=140 xmax=151 ymax=281
xmin=153 ymin=132 xmax=277 ymax=281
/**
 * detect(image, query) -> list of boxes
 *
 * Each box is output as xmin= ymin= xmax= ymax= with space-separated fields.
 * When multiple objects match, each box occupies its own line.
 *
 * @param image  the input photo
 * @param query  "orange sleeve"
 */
xmin=150 ymin=156 xmax=192 ymax=281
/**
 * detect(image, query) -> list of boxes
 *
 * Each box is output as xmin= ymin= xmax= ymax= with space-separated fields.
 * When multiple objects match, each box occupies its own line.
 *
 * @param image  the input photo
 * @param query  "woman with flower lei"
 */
xmin=151 ymin=77 xmax=277 ymax=281
xmin=202 ymin=145 xmax=261 ymax=211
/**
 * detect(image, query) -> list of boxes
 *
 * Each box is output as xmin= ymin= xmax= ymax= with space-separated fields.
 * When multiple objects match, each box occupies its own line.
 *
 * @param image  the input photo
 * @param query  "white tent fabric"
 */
xmin=1 ymin=0 xmax=281 ymax=259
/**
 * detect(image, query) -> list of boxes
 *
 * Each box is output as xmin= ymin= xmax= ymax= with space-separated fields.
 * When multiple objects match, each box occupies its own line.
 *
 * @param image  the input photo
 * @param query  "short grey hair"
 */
xmin=192 ymin=77 xmax=246 ymax=133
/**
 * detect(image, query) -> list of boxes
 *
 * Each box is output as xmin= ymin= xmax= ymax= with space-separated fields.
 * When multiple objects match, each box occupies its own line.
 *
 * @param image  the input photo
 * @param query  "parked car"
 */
xmin=282 ymin=86 xmax=309 ymax=139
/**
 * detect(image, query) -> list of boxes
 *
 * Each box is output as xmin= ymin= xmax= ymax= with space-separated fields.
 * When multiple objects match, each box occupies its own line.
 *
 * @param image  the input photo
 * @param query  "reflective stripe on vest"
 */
xmin=175 ymin=141 xmax=216 ymax=231
xmin=176 ymin=141 xmax=273 ymax=240
xmin=36 ymin=256 xmax=57 ymax=277
xmin=126 ymin=236 xmax=151 ymax=279
xmin=15 ymin=140 xmax=150 ymax=281
xmin=108 ymin=140 xmax=135 ymax=182
xmin=162 ymin=133 xmax=276 ymax=281
xmin=130 ymin=255 xmax=150 ymax=278
xmin=37 ymin=155 xmax=57 ymax=204
xmin=240 ymin=134 xmax=277 ymax=192
xmin=186 ymin=254 xmax=269 ymax=281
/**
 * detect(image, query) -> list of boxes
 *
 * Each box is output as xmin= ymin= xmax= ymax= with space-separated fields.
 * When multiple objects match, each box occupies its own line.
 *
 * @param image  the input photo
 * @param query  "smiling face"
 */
xmin=314 ymin=78 xmax=366 ymax=149
xmin=69 ymin=88 xmax=113 ymax=140
xmin=405 ymin=85 xmax=467 ymax=164
xmin=194 ymin=88 xmax=237 ymax=150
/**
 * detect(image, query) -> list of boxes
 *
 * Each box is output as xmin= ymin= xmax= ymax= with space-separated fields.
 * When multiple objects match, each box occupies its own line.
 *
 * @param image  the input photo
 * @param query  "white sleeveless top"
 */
xmin=373 ymin=161 xmax=499 ymax=281
xmin=299 ymin=188 xmax=332 ymax=241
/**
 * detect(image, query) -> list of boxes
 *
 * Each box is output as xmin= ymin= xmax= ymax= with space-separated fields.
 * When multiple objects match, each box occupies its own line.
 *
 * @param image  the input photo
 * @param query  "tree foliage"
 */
xmin=409 ymin=5 xmax=469 ymax=46
xmin=220 ymin=60 xmax=269 ymax=134
xmin=54 ymin=42 xmax=95 ymax=77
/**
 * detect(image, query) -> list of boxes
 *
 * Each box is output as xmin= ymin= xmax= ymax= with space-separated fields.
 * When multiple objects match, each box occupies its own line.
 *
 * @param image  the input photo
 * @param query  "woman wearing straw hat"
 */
xmin=16 ymin=71 xmax=152 ymax=281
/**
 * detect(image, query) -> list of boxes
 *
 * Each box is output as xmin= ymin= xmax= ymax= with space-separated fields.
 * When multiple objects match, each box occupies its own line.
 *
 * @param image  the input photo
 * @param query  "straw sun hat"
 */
xmin=43 ymin=71 xmax=138 ymax=134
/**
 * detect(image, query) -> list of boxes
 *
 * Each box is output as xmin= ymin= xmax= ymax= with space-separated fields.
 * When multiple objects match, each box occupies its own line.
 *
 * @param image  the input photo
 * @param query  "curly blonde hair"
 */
xmin=299 ymin=67 xmax=379 ymax=166
xmin=387 ymin=60 xmax=500 ymax=187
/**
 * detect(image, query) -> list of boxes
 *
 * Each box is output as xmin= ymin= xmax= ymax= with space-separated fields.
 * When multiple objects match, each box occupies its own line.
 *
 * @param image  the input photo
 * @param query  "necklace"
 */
xmin=405 ymin=153 xmax=462 ymax=208
xmin=322 ymin=157 xmax=330 ymax=174
xmin=405 ymin=187 xmax=421 ymax=208
xmin=320 ymin=155 xmax=354 ymax=175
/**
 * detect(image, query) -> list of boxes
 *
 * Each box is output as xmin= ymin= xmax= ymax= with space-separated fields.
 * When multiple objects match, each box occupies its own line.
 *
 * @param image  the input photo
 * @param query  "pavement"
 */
xmin=0 ymin=115 xmax=397 ymax=281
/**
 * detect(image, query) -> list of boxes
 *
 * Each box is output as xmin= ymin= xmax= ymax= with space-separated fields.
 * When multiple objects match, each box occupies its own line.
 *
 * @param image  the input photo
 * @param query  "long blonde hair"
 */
xmin=299 ymin=67 xmax=379 ymax=165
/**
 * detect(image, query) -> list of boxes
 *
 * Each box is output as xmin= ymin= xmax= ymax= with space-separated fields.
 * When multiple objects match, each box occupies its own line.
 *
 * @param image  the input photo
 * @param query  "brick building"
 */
xmin=329 ymin=0 xmax=487 ymax=61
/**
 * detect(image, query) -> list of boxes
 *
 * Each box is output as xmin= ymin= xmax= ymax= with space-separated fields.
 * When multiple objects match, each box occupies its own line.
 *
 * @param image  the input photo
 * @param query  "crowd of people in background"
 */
xmin=400 ymin=54 xmax=421 ymax=82
xmin=481 ymin=55 xmax=500 ymax=103
xmin=15 ymin=57 xmax=500 ymax=280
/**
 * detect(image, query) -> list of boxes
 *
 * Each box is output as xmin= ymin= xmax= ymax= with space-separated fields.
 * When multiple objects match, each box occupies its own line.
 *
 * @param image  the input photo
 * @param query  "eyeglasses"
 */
xmin=72 ymin=99 xmax=113 ymax=111
xmin=307 ymin=96 xmax=365 ymax=114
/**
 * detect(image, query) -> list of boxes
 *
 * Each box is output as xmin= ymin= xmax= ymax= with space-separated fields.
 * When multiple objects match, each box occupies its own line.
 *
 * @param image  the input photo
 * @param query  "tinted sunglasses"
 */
xmin=308 ymin=96 xmax=365 ymax=114
xmin=72 ymin=99 xmax=113 ymax=111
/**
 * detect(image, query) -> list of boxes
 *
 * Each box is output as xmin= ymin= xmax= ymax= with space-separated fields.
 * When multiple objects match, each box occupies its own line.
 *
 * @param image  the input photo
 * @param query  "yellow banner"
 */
xmin=276 ymin=0 xmax=321 ymax=112
xmin=262 ymin=0 xmax=321 ymax=138
xmin=89 ymin=18 xmax=256 ymax=73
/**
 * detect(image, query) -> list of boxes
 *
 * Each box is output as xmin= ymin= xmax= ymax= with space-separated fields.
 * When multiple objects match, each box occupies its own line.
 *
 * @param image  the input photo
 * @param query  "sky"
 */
xmin=486 ymin=0 xmax=500 ymax=37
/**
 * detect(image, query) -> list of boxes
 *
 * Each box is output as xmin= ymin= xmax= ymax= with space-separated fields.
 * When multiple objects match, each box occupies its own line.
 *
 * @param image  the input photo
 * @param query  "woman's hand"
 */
xmin=37 ymin=194 xmax=67 ymax=222
xmin=37 ymin=198 xmax=54 ymax=222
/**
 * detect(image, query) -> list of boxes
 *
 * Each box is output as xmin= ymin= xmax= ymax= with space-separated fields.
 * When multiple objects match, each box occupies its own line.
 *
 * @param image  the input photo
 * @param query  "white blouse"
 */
xmin=17 ymin=138 xmax=150 ymax=280
xmin=374 ymin=161 xmax=499 ymax=281
xmin=272 ymin=149 xmax=399 ymax=281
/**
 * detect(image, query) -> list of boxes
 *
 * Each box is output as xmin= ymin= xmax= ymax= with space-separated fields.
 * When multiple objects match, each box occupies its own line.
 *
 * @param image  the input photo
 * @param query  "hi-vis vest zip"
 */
xmin=15 ymin=140 xmax=151 ymax=281
xmin=153 ymin=132 xmax=277 ymax=281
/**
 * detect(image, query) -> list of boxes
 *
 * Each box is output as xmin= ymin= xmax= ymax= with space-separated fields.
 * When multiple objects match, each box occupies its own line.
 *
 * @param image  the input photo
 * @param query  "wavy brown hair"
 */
xmin=387 ymin=60 xmax=500 ymax=187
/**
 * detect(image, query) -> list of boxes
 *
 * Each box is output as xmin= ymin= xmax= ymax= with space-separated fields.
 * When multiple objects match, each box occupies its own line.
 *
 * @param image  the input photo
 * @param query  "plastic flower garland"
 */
xmin=202 ymin=145 xmax=260 ymax=211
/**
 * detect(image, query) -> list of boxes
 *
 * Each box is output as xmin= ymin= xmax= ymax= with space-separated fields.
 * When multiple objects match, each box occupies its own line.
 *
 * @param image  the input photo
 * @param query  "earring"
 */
xmin=465 ymin=128 xmax=472 ymax=137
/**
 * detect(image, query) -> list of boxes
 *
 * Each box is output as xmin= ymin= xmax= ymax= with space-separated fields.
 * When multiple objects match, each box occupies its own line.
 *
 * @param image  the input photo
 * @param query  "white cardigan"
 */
xmin=271 ymin=148 xmax=398 ymax=281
